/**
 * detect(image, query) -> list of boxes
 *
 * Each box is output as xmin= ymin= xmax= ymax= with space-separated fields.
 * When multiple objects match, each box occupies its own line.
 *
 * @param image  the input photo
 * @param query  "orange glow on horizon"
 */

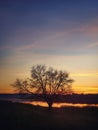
xmin=72 ymin=86 xmax=98 ymax=94
xmin=0 ymin=86 xmax=98 ymax=94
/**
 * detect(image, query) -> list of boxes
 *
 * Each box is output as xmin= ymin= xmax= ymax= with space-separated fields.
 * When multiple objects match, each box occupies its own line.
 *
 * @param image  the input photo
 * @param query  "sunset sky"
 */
xmin=0 ymin=0 xmax=98 ymax=94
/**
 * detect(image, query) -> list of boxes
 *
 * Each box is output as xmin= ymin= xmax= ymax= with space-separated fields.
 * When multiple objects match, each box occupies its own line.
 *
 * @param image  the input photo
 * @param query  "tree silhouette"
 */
xmin=12 ymin=64 xmax=74 ymax=110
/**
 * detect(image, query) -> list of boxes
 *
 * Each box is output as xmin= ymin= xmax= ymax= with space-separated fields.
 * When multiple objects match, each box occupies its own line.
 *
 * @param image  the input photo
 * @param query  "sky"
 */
xmin=0 ymin=0 xmax=98 ymax=94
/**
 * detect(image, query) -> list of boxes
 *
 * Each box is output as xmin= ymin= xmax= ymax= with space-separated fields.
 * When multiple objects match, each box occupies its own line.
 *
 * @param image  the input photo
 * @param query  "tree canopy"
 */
xmin=12 ymin=64 xmax=74 ymax=110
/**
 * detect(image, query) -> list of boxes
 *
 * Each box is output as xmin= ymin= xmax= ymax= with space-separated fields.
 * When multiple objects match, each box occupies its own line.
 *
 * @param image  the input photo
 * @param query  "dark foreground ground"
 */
xmin=0 ymin=100 xmax=98 ymax=130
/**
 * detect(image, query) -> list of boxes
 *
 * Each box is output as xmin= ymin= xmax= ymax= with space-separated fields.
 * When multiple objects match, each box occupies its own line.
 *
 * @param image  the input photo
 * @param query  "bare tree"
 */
xmin=12 ymin=78 xmax=32 ymax=94
xmin=12 ymin=64 xmax=74 ymax=110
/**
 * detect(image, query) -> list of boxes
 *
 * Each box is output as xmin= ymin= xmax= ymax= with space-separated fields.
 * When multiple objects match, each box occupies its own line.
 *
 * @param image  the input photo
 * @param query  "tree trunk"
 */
xmin=47 ymin=102 xmax=53 ymax=111
xmin=43 ymin=94 xmax=53 ymax=111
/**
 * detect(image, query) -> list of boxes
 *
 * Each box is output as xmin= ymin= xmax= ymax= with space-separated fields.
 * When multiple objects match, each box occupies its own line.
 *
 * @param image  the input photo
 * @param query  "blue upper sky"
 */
xmin=1 ymin=0 xmax=98 ymax=46
xmin=1 ymin=0 xmax=98 ymax=57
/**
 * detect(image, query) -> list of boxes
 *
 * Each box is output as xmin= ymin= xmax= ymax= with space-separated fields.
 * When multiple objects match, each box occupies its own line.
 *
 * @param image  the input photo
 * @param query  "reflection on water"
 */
xmin=22 ymin=101 xmax=98 ymax=108
xmin=1 ymin=98 xmax=98 ymax=108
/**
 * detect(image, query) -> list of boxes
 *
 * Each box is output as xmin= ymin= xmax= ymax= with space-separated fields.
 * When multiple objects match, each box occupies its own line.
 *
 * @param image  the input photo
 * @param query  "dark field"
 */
xmin=0 ymin=100 xmax=98 ymax=130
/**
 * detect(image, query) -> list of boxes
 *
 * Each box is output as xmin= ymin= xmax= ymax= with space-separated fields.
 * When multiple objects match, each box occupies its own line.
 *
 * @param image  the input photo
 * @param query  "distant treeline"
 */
xmin=0 ymin=93 xmax=98 ymax=104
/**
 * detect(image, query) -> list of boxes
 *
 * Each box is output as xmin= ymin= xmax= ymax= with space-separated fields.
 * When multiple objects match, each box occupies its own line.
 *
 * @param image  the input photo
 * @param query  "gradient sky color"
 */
xmin=0 ymin=0 xmax=98 ymax=93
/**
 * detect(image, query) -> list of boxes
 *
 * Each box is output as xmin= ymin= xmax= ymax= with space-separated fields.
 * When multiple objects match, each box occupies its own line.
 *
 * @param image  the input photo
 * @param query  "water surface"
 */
xmin=22 ymin=101 xmax=98 ymax=108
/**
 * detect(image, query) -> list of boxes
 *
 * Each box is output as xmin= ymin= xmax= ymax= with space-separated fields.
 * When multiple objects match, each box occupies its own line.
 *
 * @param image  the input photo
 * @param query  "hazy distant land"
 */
xmin=0 ymin=93 xmax=98 ymax=104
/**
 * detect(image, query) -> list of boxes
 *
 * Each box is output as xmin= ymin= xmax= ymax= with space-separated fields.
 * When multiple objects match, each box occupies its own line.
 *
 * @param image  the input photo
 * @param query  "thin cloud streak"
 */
xmin=87 ymin=42 xmax=98 ymax=48
xmin=71 ymin=73 xmax=98 ymax=77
